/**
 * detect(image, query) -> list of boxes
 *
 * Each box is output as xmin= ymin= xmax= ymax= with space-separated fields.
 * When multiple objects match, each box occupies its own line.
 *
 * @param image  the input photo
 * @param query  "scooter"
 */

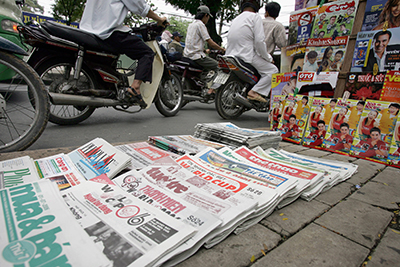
xmin=212 ymin=55 xmax=270 ymax=119
xmin=20 ymin=20 xmax=182 ymax=125
xmin=0 ymin=0 xmax=49 ymax=152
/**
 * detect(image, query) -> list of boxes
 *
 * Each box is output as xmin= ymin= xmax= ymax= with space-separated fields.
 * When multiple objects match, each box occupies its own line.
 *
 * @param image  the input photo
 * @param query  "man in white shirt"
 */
xmin=80 ymin=0 xmax=166 ymax=108
xmin=262 ymin=2 xmax=287 ymax=56
xmin=226 ymin=0 xmax=278 ymax=102
xmin=184 ymin=5 xmax=225 ymax=94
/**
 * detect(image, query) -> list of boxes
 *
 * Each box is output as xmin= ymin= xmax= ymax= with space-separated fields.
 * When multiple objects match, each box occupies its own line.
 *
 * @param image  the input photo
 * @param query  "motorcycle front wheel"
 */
xmin=215 ymin=78 xmax=245 ymax=119
xmin=154 ymin=73 xmax=183 ymax=117
xmin=35 ymin=59 xmax=96 ymax=125
xmin=0 ymin=51 xmax=49 ymax=152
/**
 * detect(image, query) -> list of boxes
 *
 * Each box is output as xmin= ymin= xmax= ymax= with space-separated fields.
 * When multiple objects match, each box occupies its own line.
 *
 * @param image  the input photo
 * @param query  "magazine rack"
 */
xmin=334 ymin=0 xmax=367 ymax=98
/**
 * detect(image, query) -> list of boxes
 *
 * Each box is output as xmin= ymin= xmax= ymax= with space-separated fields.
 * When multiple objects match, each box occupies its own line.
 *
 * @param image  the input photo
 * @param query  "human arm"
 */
xmin=206 ymin=39 xmax=225 ymax=53
xmin=254 ymin=16 xmax=273 ymax=62
xmin=146 ymin=9 xmax=167 ymax=26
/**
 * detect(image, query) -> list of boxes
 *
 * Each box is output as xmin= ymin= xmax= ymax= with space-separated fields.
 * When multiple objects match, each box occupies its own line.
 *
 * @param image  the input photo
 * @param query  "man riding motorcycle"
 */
xmin=225 ymin=0 xmax=278 ymax=102
xmin=80 ymin=0 xmax=167 ymax=108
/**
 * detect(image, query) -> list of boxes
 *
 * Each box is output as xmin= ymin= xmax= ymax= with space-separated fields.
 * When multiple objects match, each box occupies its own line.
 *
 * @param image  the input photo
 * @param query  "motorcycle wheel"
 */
xmin=0 ymin=51 xmax=49 ymax=152
xmin=35 ymin=59 xmax=96 ymax=125
xmin=215 ymin=78 xmax=245 ymax=119
xmin=154 ymin=73 xmax=183 ymax=117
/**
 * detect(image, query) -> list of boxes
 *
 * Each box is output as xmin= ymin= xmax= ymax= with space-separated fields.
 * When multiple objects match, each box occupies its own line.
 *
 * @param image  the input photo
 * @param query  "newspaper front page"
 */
xmin=0 ymin=156 xmax=40 ymax=189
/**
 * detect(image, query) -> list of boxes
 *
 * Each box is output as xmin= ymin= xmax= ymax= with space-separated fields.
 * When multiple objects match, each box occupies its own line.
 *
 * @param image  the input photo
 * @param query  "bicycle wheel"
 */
xmin=0 ymin=51 xmax=49 ymax=152
xmin=35 ymin=58 xmax=96 ymax=125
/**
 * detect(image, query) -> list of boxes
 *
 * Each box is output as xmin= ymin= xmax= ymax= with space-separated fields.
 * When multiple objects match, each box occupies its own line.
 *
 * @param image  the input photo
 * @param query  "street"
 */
xmin=27 ymin=101 xmax=270 ymax=151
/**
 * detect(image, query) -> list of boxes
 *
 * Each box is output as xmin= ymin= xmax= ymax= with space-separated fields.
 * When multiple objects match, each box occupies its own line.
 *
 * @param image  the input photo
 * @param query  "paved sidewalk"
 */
xmin=1 ymin=141 xmax=399 ymax=267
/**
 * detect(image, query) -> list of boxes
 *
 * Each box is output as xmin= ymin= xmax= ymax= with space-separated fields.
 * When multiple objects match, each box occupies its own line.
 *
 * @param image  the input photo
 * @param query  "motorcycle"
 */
xmin=19 ymin=20 xmax=182 ymax=125
xmin=212 ymin=55 xmax=270 ymax=119
xmin=0 ymin=0 xmax=49 ymax=152
xmin=169 ymin=50 xmax=223 ymax=107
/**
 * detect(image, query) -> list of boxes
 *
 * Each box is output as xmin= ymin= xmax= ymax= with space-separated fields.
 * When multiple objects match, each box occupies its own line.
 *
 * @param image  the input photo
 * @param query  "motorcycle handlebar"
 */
xmin=131 ymin=22 xmax=168 ymax=42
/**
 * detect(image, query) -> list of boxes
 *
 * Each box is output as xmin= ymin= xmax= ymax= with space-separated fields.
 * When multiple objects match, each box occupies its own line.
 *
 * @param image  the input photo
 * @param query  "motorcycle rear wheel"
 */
xmin=35 ymin=59 xmax=96 ymax=125
xmin=215 ymin=78 xmax=245 ymax=119
xmin=0 ymin=51 xmax=49 ymax=152
xmin=154 ymin=73 xmax=183 ymax=117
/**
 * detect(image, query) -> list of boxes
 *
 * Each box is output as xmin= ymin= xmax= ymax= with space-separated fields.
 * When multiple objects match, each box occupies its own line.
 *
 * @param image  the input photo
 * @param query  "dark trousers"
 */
xmin=104 ymin=31 xmax=155 ymax=83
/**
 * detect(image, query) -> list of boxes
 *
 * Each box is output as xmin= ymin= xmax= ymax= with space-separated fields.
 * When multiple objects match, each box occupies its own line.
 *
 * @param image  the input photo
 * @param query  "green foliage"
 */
xmin=22 ymin=0 xmax=44 ymax=14
xmin=124 ymin=1 xmax=157 ymax=27
xmin=52 ymin=0 xmax=86 ymax=25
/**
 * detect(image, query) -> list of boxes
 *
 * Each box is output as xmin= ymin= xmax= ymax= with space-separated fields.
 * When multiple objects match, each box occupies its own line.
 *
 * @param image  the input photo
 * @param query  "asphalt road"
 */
xmin=27 ymin=101 xmax=270 ymax=151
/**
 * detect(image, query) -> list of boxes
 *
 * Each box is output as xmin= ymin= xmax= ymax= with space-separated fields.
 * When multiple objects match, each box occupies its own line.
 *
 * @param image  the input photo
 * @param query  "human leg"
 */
xmin=248 ymin=55 xmax=278 ymax=101
xmin=194 ymin=57 xmax=218 ymax=94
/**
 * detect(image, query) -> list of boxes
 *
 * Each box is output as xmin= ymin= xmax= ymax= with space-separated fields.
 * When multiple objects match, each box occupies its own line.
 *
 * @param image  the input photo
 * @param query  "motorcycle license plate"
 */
xmin=211 ymin=72 xmax=230 ymax=89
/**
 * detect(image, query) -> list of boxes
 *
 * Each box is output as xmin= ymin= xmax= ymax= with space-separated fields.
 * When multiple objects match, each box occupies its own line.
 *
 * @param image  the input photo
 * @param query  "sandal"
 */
xmin=125 ymin=87 xmax=147 ymax=109
xmin=247 ymin=94 xmax=267 ymax=103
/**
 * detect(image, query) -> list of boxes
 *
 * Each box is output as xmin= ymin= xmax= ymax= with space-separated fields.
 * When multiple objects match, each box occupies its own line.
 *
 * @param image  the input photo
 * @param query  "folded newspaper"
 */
xmin=147 ymin=135 xmax=225 ymax=155
xmin=194 ymin=122 xmax=282 ymax=149
xmin=61 ymin=180 xmax=197 ymax=267
xmin=0 ymin=156 xmax=40 ymax=189
xmin=116 ymin=141 xmax=178 ymax=170
xmin=68 ymin=137 xmax=131 ymax=180
xmin=0 ymin=179 xmax=110 ymax=266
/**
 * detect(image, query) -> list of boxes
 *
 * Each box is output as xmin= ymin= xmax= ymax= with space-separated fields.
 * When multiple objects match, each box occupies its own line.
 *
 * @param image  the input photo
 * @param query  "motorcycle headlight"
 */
xmin=1 ymin=19 xmax=20 ymax=34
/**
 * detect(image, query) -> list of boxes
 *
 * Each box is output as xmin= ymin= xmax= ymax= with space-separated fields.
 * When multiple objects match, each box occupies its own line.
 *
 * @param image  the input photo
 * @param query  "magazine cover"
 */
xmin=380 ymin=70 xmax=400 ymax=102
xmin=278 ymin=94 xmax=312 ymax=144
xmin=271 ymin=72 xmax=297 ymax=109
xmin=344 ymin=71 xmax=386 ymax=100
xmin=302 ymin=97 xmax=332 ymax=148
xmin=288 ymin=7 xmax=319 ymax=45
xmin=323 ymin=98 xmax=365 ymax=154
xmin=296 ymin=71 xmax=339 ymax=97
xmin=351 ymin=27 xmax=400 ymax=72
xmin=295 ymin=0 xmax=323 ymax=11
xmin=361 ymin=0 xmax=387 ymax=31
xmin=387 ymin=120 xmax=400 ymax=168
xmin=280 ymin=44 xmax=306 ymax=73
xmin=310 ymin=0 xmax=358 ymax=39
xmin=67 ymin=137 xmax=131 ymax=180
xmin=269 ymin=95 xmax=287 ymax=131
xmin=303 ymin=36 xmax=349 ymax=72
xmin=350 ymin=100 xmax=399 ymax=163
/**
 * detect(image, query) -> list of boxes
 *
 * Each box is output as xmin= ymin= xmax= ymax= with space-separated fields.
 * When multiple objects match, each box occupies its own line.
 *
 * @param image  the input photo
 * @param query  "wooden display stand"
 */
xmin=334 ymin=0 xmax=367 ymax=98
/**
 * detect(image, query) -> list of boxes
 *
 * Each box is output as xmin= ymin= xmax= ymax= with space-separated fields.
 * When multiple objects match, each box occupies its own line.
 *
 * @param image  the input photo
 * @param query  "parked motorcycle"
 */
xmin=212 ymin=55 xmax=270 ymax=119
xmin=169 ymin=50 xmax=223 ymax=107
xmin=20 ymin=20 xmax=182 ymax=125
xmin=0 ymin=0 xmax=49 ymax=152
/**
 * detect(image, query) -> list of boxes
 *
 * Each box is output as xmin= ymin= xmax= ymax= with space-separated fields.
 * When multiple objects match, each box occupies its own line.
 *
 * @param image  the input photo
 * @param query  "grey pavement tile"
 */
xmin=296 ymin=148 xmax=332 ymax=158
xmin=346 ymin=159 xmax=386 ymax=185
xmin=372 ymin=166 xmax=400 ymax=186
xmin=252 ymin=223 xmax=369 ymax=267
xmin=314 ymin=181 xmax=353 ymax=206
xmin=315 ymin=198 xmax=393 ymax=248
xmin=176 ymin=224 xmax=281 ymax=267
xmin=368 ymin=229 xmax=400 ymax=267
xmin=260 ymin=198 xmax=329 ymax=237
xmin=349 ymin=182 xmax=400 ymax=210
xmin=279 ymin=144 xmax=310 ymax=153
xmin=277 ymin=141 xmax=293 ymax=148
xmin=321 ymin=152 xmax=358 ymax=162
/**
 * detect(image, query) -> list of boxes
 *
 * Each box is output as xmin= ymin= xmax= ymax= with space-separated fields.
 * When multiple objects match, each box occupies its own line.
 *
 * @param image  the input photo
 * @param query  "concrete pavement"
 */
xmin=1 ymin=141 xmax=399 ymax=267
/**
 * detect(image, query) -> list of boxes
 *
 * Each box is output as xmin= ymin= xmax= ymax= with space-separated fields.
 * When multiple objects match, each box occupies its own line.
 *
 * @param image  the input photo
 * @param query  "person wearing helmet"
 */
xmin=184 ymin=5 xmax=226 ymax=94
xmin=263 ymin=2 xmax=287 ymax=56
xmin=226 ymin=0 xmax=278 ymax=102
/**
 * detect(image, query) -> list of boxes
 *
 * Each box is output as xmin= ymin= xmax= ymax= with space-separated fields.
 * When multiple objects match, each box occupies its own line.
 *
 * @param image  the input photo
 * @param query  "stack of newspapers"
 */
xmin=193 ymin=122 xmax=282 ymax=149
xmin=0 ymin=137 xmax=357 ymax=267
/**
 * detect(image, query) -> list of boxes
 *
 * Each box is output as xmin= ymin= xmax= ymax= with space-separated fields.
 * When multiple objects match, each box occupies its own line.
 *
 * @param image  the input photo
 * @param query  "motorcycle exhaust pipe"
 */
xmin=233 ymin=93 xmax=253 ymax=109
xmin=49 ymin=93 xmax=120 ymax=107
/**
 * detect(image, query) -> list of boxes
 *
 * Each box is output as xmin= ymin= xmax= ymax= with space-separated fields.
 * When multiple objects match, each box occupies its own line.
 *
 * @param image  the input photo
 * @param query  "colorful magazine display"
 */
xmin=280 ymin=44 xmax=306 ymax=73
xmin=387 ymin=120 xmax=400 ymax=168
xmin=271 ymin=72 xmax=297 ymax=109
xmin=269 ymin=95 xmax=287 ymax=131
xmin=380 ymin=70 xmax=400 ymax=102
xmin=361 ymin=0 xmax=387 ymax=31
xmin=288 ymin=7 xmax=319 ymax=45
xmin=350 ymin=100 xmax=399 ymax=163
xmin=344 ymin=71 xmax=386 ymax=100
xmin=296 ymin=71 xmax=339 ymax=97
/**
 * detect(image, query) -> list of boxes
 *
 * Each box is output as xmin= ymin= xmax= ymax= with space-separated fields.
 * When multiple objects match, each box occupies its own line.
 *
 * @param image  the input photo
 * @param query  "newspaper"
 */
xmin=68 ymin=137 xmax=131 ymax=180
xmin=0 ymin=179 xmax=109 ymax=266
xmin=147 ymin=135 xmax=225 ymax=155
xmin=61 ymin=181 xmax=197 ymax=267
xmin=116 ymin=142 xmax=178 ymax=170
xmin=34 ymin=153 xmax=86 ymax=190
xmin=0 ymin=156 xmax=40 ymax=189
xmin=112 ymin=169 xmax=222 ymax=265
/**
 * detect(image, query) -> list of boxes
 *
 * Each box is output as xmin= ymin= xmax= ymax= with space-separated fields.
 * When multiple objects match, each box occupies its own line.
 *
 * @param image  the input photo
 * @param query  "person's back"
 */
xmin=262 ymin=2 xmax=287 ymax=55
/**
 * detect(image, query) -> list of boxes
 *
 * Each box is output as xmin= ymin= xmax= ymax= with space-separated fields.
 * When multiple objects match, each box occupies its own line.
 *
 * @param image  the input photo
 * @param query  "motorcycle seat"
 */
xmin=223 ymin=55 xmax=260 ymax=79
xmin=41 ymin=21 xmax=118 ymax=54
xmin=175 ymin=57 xmax=204 ymax=71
